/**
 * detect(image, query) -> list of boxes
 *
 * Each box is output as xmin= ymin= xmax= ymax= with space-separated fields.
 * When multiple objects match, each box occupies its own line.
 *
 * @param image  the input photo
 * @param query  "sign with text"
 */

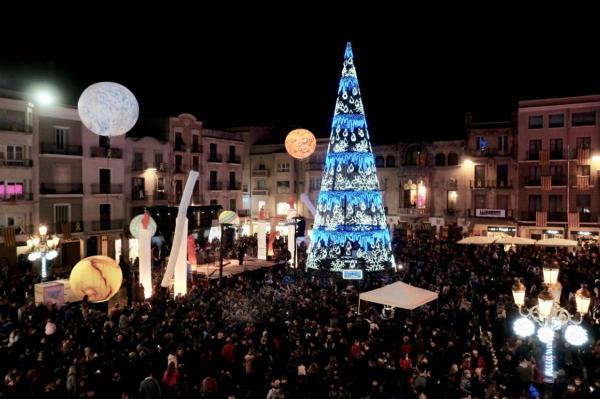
xmin=476 ymin=209 xmax=506 ymax=218
xmin=487 ymin=226 xmax=516 ymax=233
xmin=342 ymin=269 xmax=364 ymax=280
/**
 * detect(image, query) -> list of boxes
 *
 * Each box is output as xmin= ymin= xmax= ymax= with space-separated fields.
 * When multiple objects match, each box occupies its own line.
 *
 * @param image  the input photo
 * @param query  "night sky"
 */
xmin=2 ymin=14 xmax=600 ymax=144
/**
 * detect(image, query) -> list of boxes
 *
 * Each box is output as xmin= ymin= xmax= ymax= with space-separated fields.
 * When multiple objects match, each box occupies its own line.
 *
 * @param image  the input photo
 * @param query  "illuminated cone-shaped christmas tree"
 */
xmin=306 ymin=42 xmax=394 ymax=275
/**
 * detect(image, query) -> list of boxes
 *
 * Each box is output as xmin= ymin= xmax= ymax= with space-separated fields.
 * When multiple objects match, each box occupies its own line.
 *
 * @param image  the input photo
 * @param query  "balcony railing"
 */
xmin=0 ymin=120 xmax=32 ymax=133
xmin=208 ymin=154 xmax=223 ymax=163
xmin=526 ymin=150 xmax=540 ymax=161
xmin=208 ymin=182 xmax=223 ymax=191
xmin=174 ymin=142 xmax=186 ymax=152
xmin=469 ymin=180 xmax=513 ymax=189
xmin=552 ymin=176 xmax=567 ymax=186
xmin=89 ymin=219 xmax=125 ymax=232
xmin=252 ymin=189 xmax=269 ymax=195
xmin=398 ymin=208 xmax=428 ymax=216
xmin=1 ymin=193 xmax=33 ymax=201
xmin=252 ymin=169 xmax=269 ymax=177
xmin=40 ymin=143 xmax=82 ymax=156
xmin=548 ymin=212 xmax=566 ymax=222
xmin=90 ymin=146 xmax=123 ymax=158
xmin=550 ymin=150 xmax=565 ymax=160
xmin=0 ymin=159 xmax=33 ymax=167
xmin=227 ymin=155 xmax=241 ymax=164
xmin=191 ymin=145 xmax=201 ymax=153
xmin=174 ymin=164 xmax=189 ymax=173
xmin=91 ymin=184 xmax=123 ymax=194
xmin=132 ymin=190 xmax=167 ymax=201
xmin=52 ymin=221 xmax=84 ymax=235
xmin=40 ymin=183 xmax=83 ymax=195
xmin=228 ymin=182 xmax=242 ymax=190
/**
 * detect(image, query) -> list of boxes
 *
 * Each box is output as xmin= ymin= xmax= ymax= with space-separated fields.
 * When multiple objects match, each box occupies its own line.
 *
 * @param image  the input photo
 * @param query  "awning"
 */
xmin=496 ymin=236 xmax=536 ymax=245
xmin=457 ymin=236 xmax=497 ymax=245
xmin=359 ymin=281 xmax=438 ymax=311
xmin=536 ymin=238 xmax=579 ymax=247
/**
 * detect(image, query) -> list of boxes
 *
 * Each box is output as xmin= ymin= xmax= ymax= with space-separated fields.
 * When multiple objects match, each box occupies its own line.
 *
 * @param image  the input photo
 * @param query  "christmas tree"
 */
xmin=306 ymin=42 xmax=394 ymax=275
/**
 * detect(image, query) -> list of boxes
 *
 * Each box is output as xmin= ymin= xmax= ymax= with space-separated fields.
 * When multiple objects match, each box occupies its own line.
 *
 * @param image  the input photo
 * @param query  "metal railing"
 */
xmin=90 ymin=146 xmax=123 ymax=158
xmin=191 ymin=145 xmax=201 ymax=153
xmin=91 ymin=184 xmax=123 ymax=194
xmin=40 ymin=143 xmax=82 ymax=156
xmin=89 ymin=219 xmax=125 ymax=231
xmin=548 ymin=212 xmax=567 ymax=222
xmin=174 ymin=163 xmax=189 ymax=173
xmin=174 ymin=142 xmax=186 ymax=152
xmin=0 ymin=159 xmax=33 ymax=167
xmin=40 ymin=183 xmax=83 ymax=194
xmin=470 ymin=180 xmax=513 ymax=189
xmin=0 ymin=121 xmax=32 ymax=133
xmin=208 ymin=154 xmax=223 ymax=163
xmin=208 ymin=181 xmax=223 ymax=190
xmin=252 ymin=169 xmax=269 ymax=177
xmin=52 ymin=221 xmax=84 ymax=234
xmin=252 ymin=189 xmax=269 ymax=195
xmin=1 ymin=193 xmax=33 ymax=201
xmin=398 ymin=208 xmax=428 ymax=216
xmin=227 ymin=155 xmax=241 ymax=164
xmin=228 ymin=182 xmax=242 ymax=190
xmin=526 ymin=150 xmax=540 ymax=161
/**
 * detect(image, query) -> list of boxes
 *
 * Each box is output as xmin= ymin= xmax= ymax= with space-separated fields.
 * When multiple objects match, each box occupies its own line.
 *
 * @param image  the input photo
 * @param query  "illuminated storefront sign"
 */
xmin=487 ymin=226 xmax=516 ymax=233
xmin=342 ymin=269 xmax=363 ymax=280
xmin=476 ymin=209 xmax=506 ymax=218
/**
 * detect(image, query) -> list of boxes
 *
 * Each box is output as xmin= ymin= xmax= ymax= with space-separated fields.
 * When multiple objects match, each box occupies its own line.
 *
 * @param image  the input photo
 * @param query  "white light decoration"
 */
xmin=537 ymin=326 xmax=554 ymax=344
xmin=564 ymin=325 xmax=588 ymax=346
xmin=78 ymin=82 xmax=139 ymax=137
xmin=513 ymin=317 xmax=535 ymax=338
xmin=544 ymin=341 xmax=554 ymax=381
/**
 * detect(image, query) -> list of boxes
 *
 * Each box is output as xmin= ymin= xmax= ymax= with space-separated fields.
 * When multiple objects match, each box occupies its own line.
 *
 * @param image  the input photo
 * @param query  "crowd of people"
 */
xmin=0 ymin=236 xmax=600 ymax=398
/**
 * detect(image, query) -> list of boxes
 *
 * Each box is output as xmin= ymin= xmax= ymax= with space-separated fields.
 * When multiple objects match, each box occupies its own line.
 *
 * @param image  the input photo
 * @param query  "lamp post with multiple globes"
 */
xmin=26 ymin=224 xmax=60 ymax=281
xmin=511 ymin=260 xmax=591 ymax=395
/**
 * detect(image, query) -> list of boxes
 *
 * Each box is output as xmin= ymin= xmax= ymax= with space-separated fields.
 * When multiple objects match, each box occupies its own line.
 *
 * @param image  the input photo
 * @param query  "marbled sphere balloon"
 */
xmin=77 ymin=82 xmax=139 ymax=136
xmin=285 ymin=129 xmax=316 ymax=160
xmin=129 ymin=214 xmax=157 ymax=238
xmin=219 ymin=210 xmax=240 ymax=225
xmin=69 ymin=256 xmax=123 ymax=303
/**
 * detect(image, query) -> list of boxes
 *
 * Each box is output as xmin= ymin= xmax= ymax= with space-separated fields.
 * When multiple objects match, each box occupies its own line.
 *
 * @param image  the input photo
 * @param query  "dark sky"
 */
xmin=2 ymin=12 xmax=600 ymax=144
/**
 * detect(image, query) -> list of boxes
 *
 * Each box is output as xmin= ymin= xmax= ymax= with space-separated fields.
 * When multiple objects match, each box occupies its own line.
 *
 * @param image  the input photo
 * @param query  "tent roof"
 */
xmin=457 ymin=236 xmax=496 ymax=245
xmin=359 ymin=281 xmax=438 ymax=311
xmin=496 ymin=236 xmax=536 ymax=245
xmin=536 ymin=238 xmax=579 ymax=247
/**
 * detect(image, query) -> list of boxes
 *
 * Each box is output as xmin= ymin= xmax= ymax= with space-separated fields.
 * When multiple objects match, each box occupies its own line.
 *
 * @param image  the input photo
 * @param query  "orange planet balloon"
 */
xmin=285 ymin=129 xmax=316 ymax=160
xmin=69 ymin=256 xmax=123 ymax=303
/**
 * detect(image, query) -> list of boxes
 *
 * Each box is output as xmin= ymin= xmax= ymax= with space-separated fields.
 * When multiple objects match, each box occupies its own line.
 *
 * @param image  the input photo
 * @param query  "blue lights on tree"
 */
xmin=306 ymin=42 xmax=394 ymax=274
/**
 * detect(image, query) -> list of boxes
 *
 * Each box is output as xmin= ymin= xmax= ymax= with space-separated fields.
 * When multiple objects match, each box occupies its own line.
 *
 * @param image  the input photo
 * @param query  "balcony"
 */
xmin=208 ymin=182 xmax=223 ymax=191
xmin=526 ymin=150 xmax=540 ymax=161
xmin=191 ymin=145 xmax=201 ymax=153
xmin=548 ymin=212 xmax=566 ymax=222
xmin=552 ymin=176 xmax=567 ymax=186
xmin=90 ymin=219 xmax=125 ymax=232
xmin=40 ymin=143 xmax=83 ymax=156
xmin=470 ymin=180 xmax=513 ymax=189
xmin=550 ymin=150 xmax=565 ymax=160
xmin=40 ymin=183 xmax=83 ymax=195
xmin=228 ymin=181 xmax=242 ymax=190
xmin=132 ymin=162 xmax=144 ymax=171
xmin=252 ymin=189 xmax=269 ymax=195
xmin=1 ymin=193 xmax=33 ymax=202
xmin=227 ymin=155 xmax=241 ymax=164
xmin=132 ymin=190 xmax=167 ymax=201
xmin=91 ymin=184 xmax=123 ymax=194
xmin=398 ymin=208 xmax=428 ymax=216
xmin=208 ymin=154 xmax=223 ymax=163
xmin=252 ymin=169 xmax=269 ymax=177
xmin=0 ymin=159 xmax=33 ymax=167
xmin=90 ymin=146 xmax=123 ymax=158
xmin=0 ymin=120 xmax=32 ymax=133
xmin=52 ymin=221 xmax=84 ymax=235
xmin=174 ymin=163 xmax=189 ymax=174
xmin=174 ymin=142 xmax=186 ymax=152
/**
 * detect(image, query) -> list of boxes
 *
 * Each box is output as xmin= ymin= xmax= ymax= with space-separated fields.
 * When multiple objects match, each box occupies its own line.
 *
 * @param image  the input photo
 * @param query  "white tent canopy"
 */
xmin=358 ymin=281 xmax=438 ymax=312
xmin=496 ymin=236 xmax=536 ymax=245
xmin=457 ymin=236 xmax=496 ymax=245
xmin=536 ymin=238 xmax=579 ymax=247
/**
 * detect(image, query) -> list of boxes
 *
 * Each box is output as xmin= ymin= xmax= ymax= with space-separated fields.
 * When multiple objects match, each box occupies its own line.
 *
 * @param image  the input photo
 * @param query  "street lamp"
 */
xmin=26 ymin=224 xmax=60 ymax=281
xmin=511 ymin=260 xmax=591 ymax=388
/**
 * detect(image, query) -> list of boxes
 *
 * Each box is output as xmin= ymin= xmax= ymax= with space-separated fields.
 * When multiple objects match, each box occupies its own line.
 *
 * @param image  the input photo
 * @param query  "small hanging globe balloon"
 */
xmin=69 ymin=256 xmax=123 ymax=303
xmin=77 ymin=82 xmax=139 ymax=136
xmin=218 ymin=210 xmax=240 ymax=225
xmin=129 ymin=213 xmax=157 ymax=238
xmin=285 ymin=129 xmax=317 ymax=160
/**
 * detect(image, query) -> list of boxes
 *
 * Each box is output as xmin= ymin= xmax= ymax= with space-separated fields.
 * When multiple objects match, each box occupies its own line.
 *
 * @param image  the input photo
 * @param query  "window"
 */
xmin=528 ymin=140 xmax=542 ymax=160
xmin=155 ymin=152 xmax=163 ymax=168
xmin=175 ymin=132 xmax=184 ymax=149
xmin=3 ymin=145 xmax=24 ymax=165
xmin=496 ymin=164 xmax=508 ymax=187
xmin=549 ymin=114 xmax=564 ymax=128
xmin=549 ymin=165 xmax=564 ymax=184
xmin=435 ymin=153 xmax=446 ymax=166
xmin=528 ymin=195 xmax=542 ymax=213
xmin=132 ymin=177 xmax=145 ymax=199
xmin=54 ymin=127 xmax=69 ymax=149
xmin=577 ymin=165 xmax=591 ymax=176
xmin=447 ymin=190 xmax=457 ymax=211
xmin=309 ymin=177 xmax=321 ymax=191
xmin=54 ymin=204 xmax=70 ymax=224
xmin=447 ymin=153 xmax=458 ymax=166
xmin=0 ymin=181 xmax=24 ymax=199
xmin=375 ymin=156 xmax=384 ymax=167
xmin=157 ymin=177 xmax=165 ymax=192
xmin=474 ymin=194 xmax=486 ymax=209
xmin=572 ymin=111 xmax=596 ymax=126
xmin=549 ymin=138 xmax=563 ymax=159
xmin=277 ymin=181 xmax=291 ymax=194
xmin=474 ymin=165 xmax=485 ymax=187
xmin=229 ymin=198 xmax=237 ymax=211
xmin=403 ymin=180 xmax=426 ymax=209
xmin=175 ymin=155 xmax=183 ymax=172
xmin=385 ymin=155 xmax=395 ymax=167
xmin=476 ymin=136 xmax=488 ymax=151
xmin=496 ymin=195 xmax=508 ymax=210
xmin=498 ymin=135 xmax=509 ymax=152
xmin=277 ymin=161 xmax=290 ymax=173
xmin=529 ymin=166 xmax=541 ymax=184
xmin=133 ymin=152 xmax=143 ymax=170
xmin=258 ymin=200 xmax=266 ymax=212
xmin=192 ymin=135 xmax=199 ymax=151
xmin=380 ymin=178 xmax=388 ymax=190
xmin=209 ymin=171 xmax=217 ymax=184
xmin=256 ymin=179 xmax=267 ymax=190
xmin=528 ymin=115 xmax=543 ymax=129
xmin=210 ymin=199 xmax=218 ymax=206
xmin=209 ymin=143 xmax=217 ymax=157
xmin=576 ymin=195 xmax=591 ymax=214
xmin=576 ymin=137 xmax=591 ymax=150
xmin=549 ymin=195 xmax=563 ymax=213
xmin=192 ymin=156 xmax=199 ymax=171
xmin=276 ymin=202 xmax=290 ymax=215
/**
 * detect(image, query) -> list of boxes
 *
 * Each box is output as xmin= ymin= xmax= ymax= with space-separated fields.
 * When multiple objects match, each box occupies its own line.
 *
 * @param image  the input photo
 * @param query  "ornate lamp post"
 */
xmin=511 ymin=260 xmax=591 ymax=391
xmin=26 ymin=224 xmax=60 ymax=281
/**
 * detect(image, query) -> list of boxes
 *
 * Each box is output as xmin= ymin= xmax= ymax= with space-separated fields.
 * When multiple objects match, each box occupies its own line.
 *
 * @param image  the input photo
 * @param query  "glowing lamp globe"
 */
xmin=78 ymin=82 xmax=139 ymax=137
xmin=218 ymin=210 xmax=239 ymax=225
xmin=513 ymin=317 xmax=535 ymax=338
xmin=129 ymin=213 xmax=157 ymax=238
xmin=564 ymin=325 xmax=588 ymax=346
xmin=285 ymin=129 xmax=317 ymax=160
xmin=69 ymin=255 xmax=123 ymax=303
xmin=537 ymin=326 xmax=554 ymax=344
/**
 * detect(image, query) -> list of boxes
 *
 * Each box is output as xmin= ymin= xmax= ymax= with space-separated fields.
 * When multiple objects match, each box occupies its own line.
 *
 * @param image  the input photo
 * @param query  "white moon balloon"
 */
xmin=78 ymin=82 xmax=139 ymax=136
